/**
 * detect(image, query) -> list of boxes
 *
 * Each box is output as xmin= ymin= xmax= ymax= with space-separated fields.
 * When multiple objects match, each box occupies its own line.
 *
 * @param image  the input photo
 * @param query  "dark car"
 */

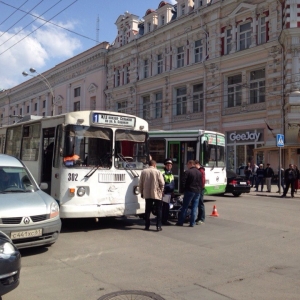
xmin=0 ymin=231 xmax=21 ymax=299
xmin=225 ymin=170 xmax=251 ymax=197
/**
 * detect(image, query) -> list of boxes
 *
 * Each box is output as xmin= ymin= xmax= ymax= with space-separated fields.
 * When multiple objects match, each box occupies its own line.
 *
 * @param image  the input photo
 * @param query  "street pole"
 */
xmin=279 ymin=147 xmax=281 ymax=194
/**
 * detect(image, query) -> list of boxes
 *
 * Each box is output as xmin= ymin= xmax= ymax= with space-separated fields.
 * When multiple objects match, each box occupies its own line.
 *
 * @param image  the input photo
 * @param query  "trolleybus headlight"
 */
xmin=133 ymin=186 xmax=140 ymax=195
xmin=50 ymin=201 xmax=59 ymax=218
xmin=77 ymin=186 xmax=86 ymax=197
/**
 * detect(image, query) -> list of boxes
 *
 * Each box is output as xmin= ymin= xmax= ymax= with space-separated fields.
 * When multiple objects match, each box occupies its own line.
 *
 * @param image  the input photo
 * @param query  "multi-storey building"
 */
xmin=0 ymin=0 xmax=300 ymax=173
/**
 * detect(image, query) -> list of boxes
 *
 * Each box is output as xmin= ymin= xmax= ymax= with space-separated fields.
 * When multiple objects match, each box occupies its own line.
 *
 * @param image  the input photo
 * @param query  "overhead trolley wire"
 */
xmin=0 ymin=0 xmax=63 ymax=48
xmin=0 ymin=0 xmax=78 ymax=56
xmin=0 ymin=0 xmax=29 ymax=26
xmin=0 ymin=0 xmax=98 ymax=43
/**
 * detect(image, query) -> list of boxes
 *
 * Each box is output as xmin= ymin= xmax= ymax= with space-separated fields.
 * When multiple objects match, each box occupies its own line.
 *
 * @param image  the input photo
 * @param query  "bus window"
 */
xmin=148 ymin=139 xmax=166 ymax=164
xmin=115 ymin=129 xmax=147 ymax=169
xmin=21 ymin=123 xmax=41 ymax=161
xmin=63 ymin=125 xmax=112 ymax=168
xmin=5 ymin=126 xmax=22 ymax=158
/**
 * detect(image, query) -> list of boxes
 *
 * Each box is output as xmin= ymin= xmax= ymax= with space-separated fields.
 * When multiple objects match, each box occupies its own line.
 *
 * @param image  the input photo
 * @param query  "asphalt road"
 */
xmin=4 ymin=188 xmax=300 ymax=300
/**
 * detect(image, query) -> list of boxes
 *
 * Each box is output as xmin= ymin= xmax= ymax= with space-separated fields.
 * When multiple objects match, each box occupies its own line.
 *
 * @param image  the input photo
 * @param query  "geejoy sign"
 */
xmin=229 ymin=131 xmax=260 ymax=142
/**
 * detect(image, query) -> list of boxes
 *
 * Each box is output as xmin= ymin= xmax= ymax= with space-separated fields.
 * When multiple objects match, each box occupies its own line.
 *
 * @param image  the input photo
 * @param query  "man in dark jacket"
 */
xmin=195 ymin=160 xmax=205 ymax=225
xmin=281 ymin=164 xmax=297 ymax=198
xmin=255 ymin=164 xmax=265 ymax=192
xmin=176 ymin=160 xmax=202 ymax=227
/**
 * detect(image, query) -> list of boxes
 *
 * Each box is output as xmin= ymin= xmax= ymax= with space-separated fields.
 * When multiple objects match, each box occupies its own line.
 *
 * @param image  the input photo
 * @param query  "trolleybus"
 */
xmin=149 ymin=129 xmax=226 ymax=195
xmin=0 ymin=111 xmax=148 ymax=219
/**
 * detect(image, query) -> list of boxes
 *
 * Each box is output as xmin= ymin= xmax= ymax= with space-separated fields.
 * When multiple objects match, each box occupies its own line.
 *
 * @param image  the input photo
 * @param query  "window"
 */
xmin=74 ymin=101 xmax=80 ymax=111
xmin=239 ymin=22 xmax=251 ymax=50
xmin=144 ymin=59 xmax=149 ymax=78
xmin=124 ymin=66 xmax=130 ymax=84
xmin=90 ymin=96 xmax=96 ymax=110
xmin=199 ymin=0 xmax=203 ymax=7
xmin=19 ymin=108 xmax=22 ymax=116
xmin=258 ymin=16 xmax=266 ymax=44
xmin=148 ymin=22 xmax=151 ymax=32
xmin=181 ymin=4 xmax=185 ymax=16
xmin=176 ymin=87 xmax=187 ymax=115
xmin=154 ymin=92 xmax=162 ymax=118
xmin=122 ymin=29 xmax=127 ymax=45
xmin=27 ymin=106 xmax=29 ymax=113
xmin=43 ymin=100 xmax=46 ymax=108
xmin=157 ymin=54 xmax=163 ymax=74
xmin=227 ymin=75 xmax=242 ymax=107
xmin=117 ymin=101 xmax=127 ymax=113
xmin=225 ymin=28 xmax=232 ymax=54
xmin=161 ymin=15 xmax=165 ymax=26
xmin=34 ymin=103 xmax=37 ymax=111
xmin=142 ymin=96 xmax=151 ymax=120
xmin=74 ymin=87 xmax=81 ymax=97
xmin=177 ymin=46 xmax=184 ymax=68
xmin=194 ymin=39 xmax=203 ymax=63
xmin=115 ymin=69 xmax=120 ymax=87
xmin=42 ymin=112 xmax=45 ymax=117
xmin=193 ymin=83 xmax=203 ymax=112
xmin=249 ymin=69 xmax=265 ymax=104
xmin=21 ymin=123 xmax=41 ymax=161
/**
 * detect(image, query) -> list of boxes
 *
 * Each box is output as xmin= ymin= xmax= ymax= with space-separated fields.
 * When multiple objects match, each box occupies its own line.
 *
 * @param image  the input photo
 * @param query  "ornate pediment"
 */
xmin=88 ymin=83 xmax=98 ymax=94
xmin=228 ymin=3 xmax=256 ymax=18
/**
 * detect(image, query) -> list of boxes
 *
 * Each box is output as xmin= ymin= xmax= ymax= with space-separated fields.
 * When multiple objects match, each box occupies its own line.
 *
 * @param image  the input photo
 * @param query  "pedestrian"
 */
xmin=244 ymin=162 xmax=252 ymax=181
xmin=252 ymin=163 xmax=258 ymax=188
xmin=195 ymin=160 xmax=205 ymax=225
xmin=293 ymin=165 xmax=300 ymax=193
xmin=276 ymin=166 xmax=285 ymax=193
xmin=161 ymin=158 xmax=175 ymax=225
xmin=176 ymin=160 xmax=203 ymax=227
xmin=281 ymin=164 xmax=297 ymax=198
xmin=264 ymin=163 xmax=274 ymax=192
xmin=256 ymin=163 xmax=264 ymax=192
xmin=139 ymin=160 xmax=165 ymax=231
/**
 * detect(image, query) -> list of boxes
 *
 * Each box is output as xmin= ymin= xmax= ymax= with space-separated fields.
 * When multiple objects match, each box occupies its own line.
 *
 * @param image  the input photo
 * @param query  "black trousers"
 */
xmin=145 ymin=199 xmax=162 ymax=229
xmin=283 ymin=179 xmax=295 ymax=196
xmin=162 ymin=201 xmax=169 ymax=223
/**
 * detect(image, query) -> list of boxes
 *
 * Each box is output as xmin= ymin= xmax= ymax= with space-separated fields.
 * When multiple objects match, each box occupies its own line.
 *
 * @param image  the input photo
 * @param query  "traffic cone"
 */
xmin=210 ymin=205 xmax=219 ymax=217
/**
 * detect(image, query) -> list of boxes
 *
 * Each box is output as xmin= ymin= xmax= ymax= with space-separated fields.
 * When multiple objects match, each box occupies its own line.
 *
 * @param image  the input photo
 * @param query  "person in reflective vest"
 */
xmin=161 ymin=158 xmax=175 ymax=225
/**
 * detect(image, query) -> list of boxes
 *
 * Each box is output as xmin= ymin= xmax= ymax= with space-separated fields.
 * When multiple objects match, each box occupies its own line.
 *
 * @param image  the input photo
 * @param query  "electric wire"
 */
xmin=0 ymin=0 xmax=78 ymax=56
xmin=0 ymin=0 xmax=98 ymax=43
xmin=0 ymin=0 xmax=29 ymax=26
xmin=0 ymin=0 xmax=44 ymax=39
xmin=0 ymin=0 xmax=63 ymax=48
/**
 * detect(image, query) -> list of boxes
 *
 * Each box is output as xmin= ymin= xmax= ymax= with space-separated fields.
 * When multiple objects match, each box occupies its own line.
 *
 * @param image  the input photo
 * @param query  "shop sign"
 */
xmin=229 ymin=131 xmax=260 ymax=142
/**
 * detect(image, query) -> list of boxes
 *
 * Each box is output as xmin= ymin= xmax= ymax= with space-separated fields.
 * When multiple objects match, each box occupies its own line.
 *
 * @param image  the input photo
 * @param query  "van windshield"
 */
xmin=0 ymin=167 xmax=37 ymax=193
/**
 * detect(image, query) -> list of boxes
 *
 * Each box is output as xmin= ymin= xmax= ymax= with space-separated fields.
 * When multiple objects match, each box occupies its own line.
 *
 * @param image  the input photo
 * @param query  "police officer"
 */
xmin=161 ymin=158 xmax=175 ymax=225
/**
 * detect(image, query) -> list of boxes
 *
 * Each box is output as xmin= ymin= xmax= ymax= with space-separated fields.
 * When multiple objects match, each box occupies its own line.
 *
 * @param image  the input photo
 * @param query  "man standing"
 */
xmin=251 ymin=163 xmax=258 ymax=188
xmin=161 ymin=158 xmax=175 ymax=225
xmin=256 ymin=164 xmax=265 ymax=192
xmin=139 ymin=160 xmax=165 ymax=231
xmin=176 ymin=160 xmax=202 ymax=227
xmin=281 ymin=164 xmax=297 ymax=198
xmin=264 ymin=163 xmax=274 ymax=192
xmin=195 ymin=160 xmax=205 ymax=225
xmin=244 ymin=162 xmax=252 ymax=181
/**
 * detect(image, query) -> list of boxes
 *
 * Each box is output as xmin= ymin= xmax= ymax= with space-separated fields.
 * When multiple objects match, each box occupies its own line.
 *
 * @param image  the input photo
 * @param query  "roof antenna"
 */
xmin=96 ymin=15 xmax=99 ymax=44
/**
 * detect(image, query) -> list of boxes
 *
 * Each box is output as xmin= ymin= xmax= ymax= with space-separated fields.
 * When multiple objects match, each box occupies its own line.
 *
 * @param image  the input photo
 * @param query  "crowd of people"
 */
xmin=244 ymin=162 xmax=300 ymax=197
xmin=139 ymin=159 xmax=205 ymax=231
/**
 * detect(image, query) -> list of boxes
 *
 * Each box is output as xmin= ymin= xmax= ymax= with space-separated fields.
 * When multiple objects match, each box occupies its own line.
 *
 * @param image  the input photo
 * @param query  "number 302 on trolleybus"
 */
xmin=148 ymin=130 xmax=226 ymax=195
xmin=0 ymin=111 xmax=149 ymax=219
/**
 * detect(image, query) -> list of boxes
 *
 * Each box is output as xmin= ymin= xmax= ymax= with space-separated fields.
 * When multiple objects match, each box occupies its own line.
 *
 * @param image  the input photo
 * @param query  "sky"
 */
xmin=0 ymin=0 xmax=176 ymax=90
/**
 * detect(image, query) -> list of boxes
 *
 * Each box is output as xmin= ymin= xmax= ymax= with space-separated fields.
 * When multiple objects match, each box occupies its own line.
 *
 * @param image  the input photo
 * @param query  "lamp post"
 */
xmin=22 ymin=68 xmax=55 ymax=115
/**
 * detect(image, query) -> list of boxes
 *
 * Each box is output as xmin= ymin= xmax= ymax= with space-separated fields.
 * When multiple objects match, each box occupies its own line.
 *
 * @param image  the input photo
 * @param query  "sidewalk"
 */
xmin=248 ymin=184 xmax=298 ymax=198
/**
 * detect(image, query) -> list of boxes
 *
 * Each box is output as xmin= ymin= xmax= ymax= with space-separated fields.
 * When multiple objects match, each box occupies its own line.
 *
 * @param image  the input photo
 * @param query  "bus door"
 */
xmin=41 ymin=127 xmax=55 ymax=194
xmin=168 ymin=141 xmax=197 ymax=193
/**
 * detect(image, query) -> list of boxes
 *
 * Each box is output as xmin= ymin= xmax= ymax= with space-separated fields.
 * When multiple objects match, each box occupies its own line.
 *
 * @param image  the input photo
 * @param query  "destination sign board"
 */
xmin=92 ymin=113 xmax=135 ymax=127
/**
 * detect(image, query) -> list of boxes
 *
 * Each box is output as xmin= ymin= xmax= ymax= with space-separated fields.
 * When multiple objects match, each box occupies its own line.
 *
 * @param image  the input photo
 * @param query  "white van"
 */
xmin=0 ymin=154 xmax=61 ymax=249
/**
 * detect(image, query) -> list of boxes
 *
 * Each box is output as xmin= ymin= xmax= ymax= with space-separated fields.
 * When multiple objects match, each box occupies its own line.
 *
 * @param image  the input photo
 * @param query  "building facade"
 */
xmin=1 ymin=0 xmax=300 ymax=173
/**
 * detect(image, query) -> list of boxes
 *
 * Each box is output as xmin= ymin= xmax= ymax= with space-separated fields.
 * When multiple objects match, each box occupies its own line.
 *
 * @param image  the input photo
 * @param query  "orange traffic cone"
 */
xmin=210 ymin=205 xmax=219 ymax=217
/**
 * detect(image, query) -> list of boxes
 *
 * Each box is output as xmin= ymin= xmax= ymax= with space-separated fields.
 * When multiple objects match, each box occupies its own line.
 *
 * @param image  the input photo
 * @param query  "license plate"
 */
xmin=239 ymin=182 xmax=246 ymax=185
xmin=11 ymin=229 xmax=42 ymax=240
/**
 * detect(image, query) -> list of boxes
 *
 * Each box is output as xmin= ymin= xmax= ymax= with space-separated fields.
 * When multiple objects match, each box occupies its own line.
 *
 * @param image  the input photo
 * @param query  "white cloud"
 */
xmin=169 ymin=0 xmax=177 ymax=4
xmin=0 ymin=20 xmax=82 ymax=89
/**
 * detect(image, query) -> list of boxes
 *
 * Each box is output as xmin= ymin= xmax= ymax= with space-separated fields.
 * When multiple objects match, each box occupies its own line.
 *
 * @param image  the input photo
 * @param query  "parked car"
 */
xmin=0 ymin=231 xmax=21 ymax=299
xmin=0 ymin=154 xmax=61 ymax=249
xmin=225 ymin=170 xmax=251 ymax=197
